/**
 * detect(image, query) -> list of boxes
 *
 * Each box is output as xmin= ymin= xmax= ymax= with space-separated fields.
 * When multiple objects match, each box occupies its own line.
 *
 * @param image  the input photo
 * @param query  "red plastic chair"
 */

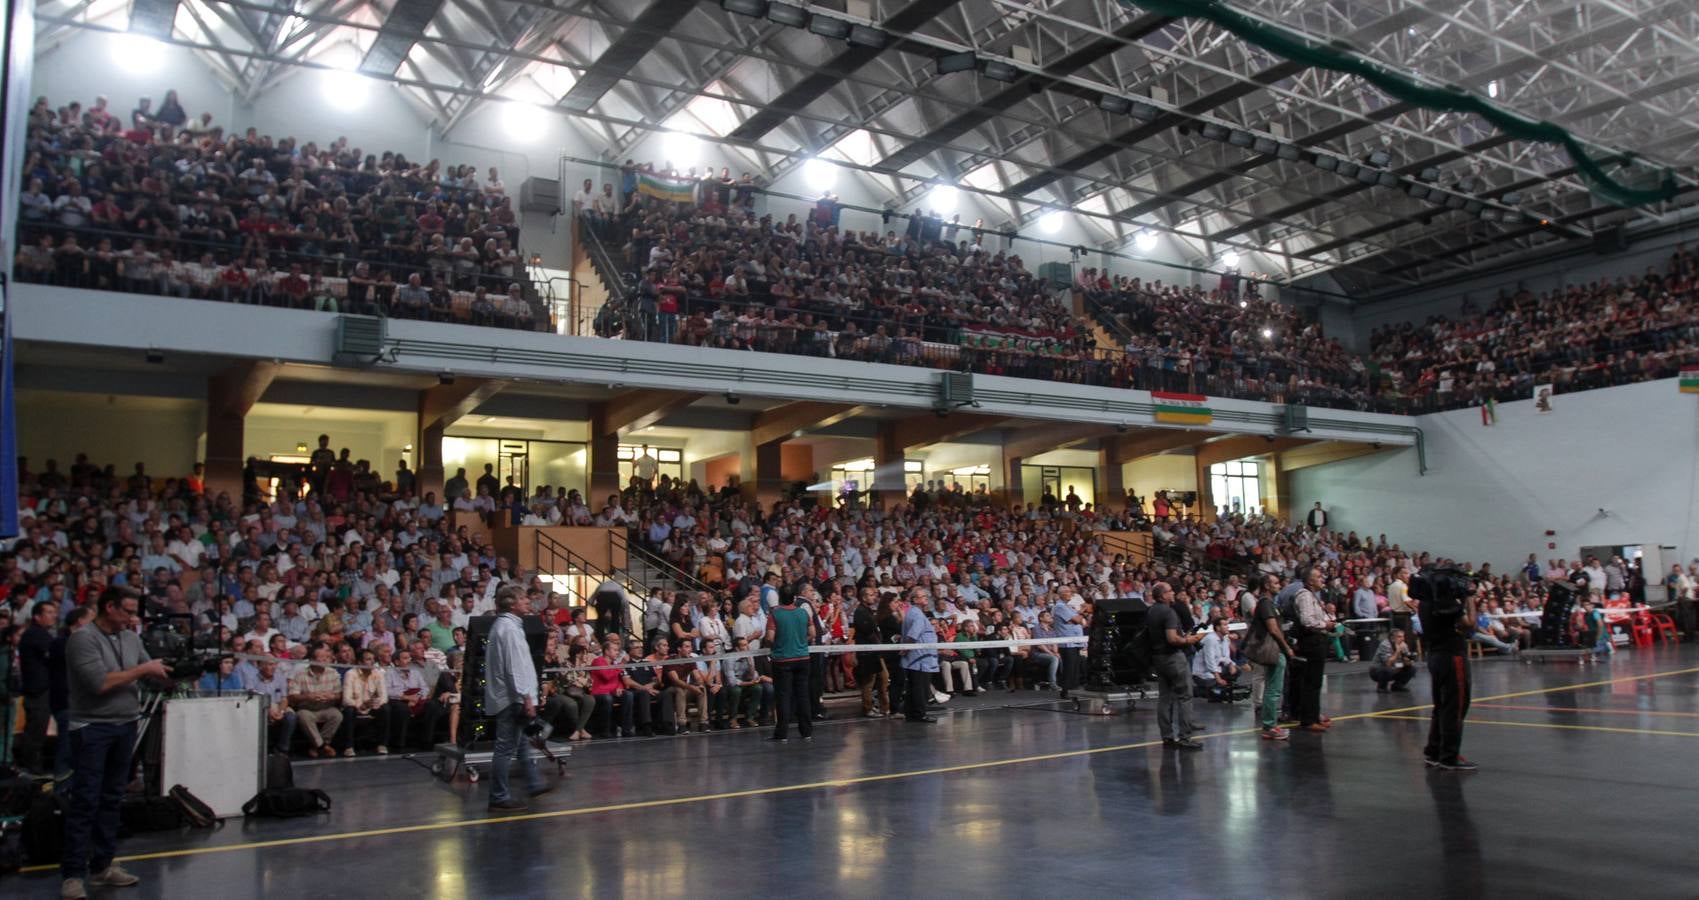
xmin=1649 ymin=613 xmax=1680 ymax=644
xmin=1628 ymin=612 xmax=1656 ymax=649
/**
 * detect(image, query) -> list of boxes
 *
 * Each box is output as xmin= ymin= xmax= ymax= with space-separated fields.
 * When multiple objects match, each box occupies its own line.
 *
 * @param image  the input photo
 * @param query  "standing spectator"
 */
xmin=765 ymin=587 xmax=816 ymax=742
xmin=1291 ymin=568 xmax=1334 ymax=734
xmin=484 ymin=586 xmax=548 ymax=811
xmin=1248 ymin=575 xmax=1295 ymax=741
xmin=852 ymin=587 xmax=888 ymax=717
xmin=1050 ymin=585 xmax=1084 ymax=700
xmin=17 ymin=600 xmax=56 ymax=773
xmin=49 ymin=608 xmax=95 ymax=785
xmin=1146 ymin=582 xmax=1204 ymax=749
xmin=899 ymin=587 xmax=939 ymax=724
xmin=61 ymin=588 xmax=170 ymax=899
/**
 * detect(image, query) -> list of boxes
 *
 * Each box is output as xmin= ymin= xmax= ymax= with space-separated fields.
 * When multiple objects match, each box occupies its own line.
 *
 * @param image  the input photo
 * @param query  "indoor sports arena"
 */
xmin=1 ymin=0 xmax=1697 ymax=896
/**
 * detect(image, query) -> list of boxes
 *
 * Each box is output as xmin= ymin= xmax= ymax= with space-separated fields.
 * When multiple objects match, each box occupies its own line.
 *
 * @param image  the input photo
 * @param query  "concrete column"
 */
xmin=873 ymin=422 xmax=906 ymax=507
xmin=415 ymin=419 xmax=447 ymax=501
xmin=202 ymin=403 xmax=245 ymax=501
xmin=752 ymin=441 xmax=784 ymax=508
xmin=587 ymin=430 xmax=621 ymax=504
xmin=204 ymin=362 xmax=279 ymax=501
xmin=417 ymin=379 xmax=507 ymax=503
xmin=1004 ymin=454 xmax=1025 ymax=508
xmin=1098 ymin=447 xmax=1125 ymax=512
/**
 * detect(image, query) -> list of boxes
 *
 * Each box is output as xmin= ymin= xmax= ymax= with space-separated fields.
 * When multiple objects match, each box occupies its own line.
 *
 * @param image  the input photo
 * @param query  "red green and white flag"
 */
xmin=1681 ymin=365 xmax=1699 ymax=394
xmin=1152 ymin=391 xmax=1213 ymax=425
xmin=1480 ymin=398 xmax=1497 ymax=426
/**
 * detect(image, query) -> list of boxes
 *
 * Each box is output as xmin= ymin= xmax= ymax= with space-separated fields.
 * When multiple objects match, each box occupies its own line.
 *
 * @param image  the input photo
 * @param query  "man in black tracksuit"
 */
xmin=1420 ymin=575 xmax=1477 ymax=771
xmin=18 ymin=600 xmax=59 ymax=773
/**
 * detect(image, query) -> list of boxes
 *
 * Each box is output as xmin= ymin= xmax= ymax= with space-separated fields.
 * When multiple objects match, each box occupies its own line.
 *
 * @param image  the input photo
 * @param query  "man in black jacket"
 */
xmin=852 ymin=587 xmax=886 ymax=717
xmin=18 ymin=600 xmax=59 ymax=773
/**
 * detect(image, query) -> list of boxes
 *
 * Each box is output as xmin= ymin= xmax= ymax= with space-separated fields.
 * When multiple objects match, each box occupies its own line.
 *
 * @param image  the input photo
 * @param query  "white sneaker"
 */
xmin=89 ymin=863 xmax=140 ymax=886
xmin=61 ymin=878 xmax=87 ymax=899
xmin=932 ymin=690 xmax=950 ymax=704
xmin=375 ymin=745 xmax=389 ymax=755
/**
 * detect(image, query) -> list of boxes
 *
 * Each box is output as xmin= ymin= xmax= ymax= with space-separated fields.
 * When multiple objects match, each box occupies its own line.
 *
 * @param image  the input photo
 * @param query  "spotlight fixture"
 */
xmin=1252 ymin=136 xmax=1277 ymax=154
xmin=1200 ymin=122 xmax=1229 ymax=141
xmin=1311 ymin=153 xmax=1339 ymax=172
xmin=1114 ymin=423 xmax=1129 ymax=434
xmin=720 ymin=0 xmax=768 ymax=15
xmin=1480 ymin=209 xmax=1501 ymax=222
xmin=1336 ymin=160 xmax=1360 ymax=179
xmin=980 ymin=59 xmax=1018 ymax=82
xmin=847 ymin=25 xmax=887 ymax=48
xmin=766 ymin=2 xmax=807 ymax=27
xmin=1500 ymin=190 xmax=1523 ymax=205
xmin=1097 ymin=94 xmax=1131 ymax=115
xmin=937 ymin=51 xmax=977 ymax=74
xmin=1456 ymin=176 xmax=1479 ymax=193
xmin=1418 ymin=166 xmax=1441 ymax=182
xmin=1366 ymin=149 xmax=1391 ymax=167
xmin=1130 ymin=101 xmax=1160 ymax=121
xmin=1503 ymin=211 xmax=1525 ymax=225
xmin=144 ymin=349 xmax=165 ymax=365
xmin=1275 ymin=143 xmax=1300 ymax=161
xmin=1355 ymin=166 xmax=1379 ymax=185
xmin=1377 ymin=172 xmax=1400 ymax=187
xmin=1228 ymin=130 xmax=1254 ymax=148
xmin=725 ymin=391 xmax=741 ymax=405
xmin=438 ymin=371 xmax=455 ymax=385
xmin=807 ymin=14 xmax=851 ymax=39
xmin=1463 ymin=199 xmax=1484 ymax=215
xmin=1444 ymin=193 xmax=1467 ymax=210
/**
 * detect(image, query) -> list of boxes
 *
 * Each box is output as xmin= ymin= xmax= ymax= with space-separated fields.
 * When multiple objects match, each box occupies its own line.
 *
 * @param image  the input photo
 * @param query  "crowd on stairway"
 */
xmin=12 ymin=90 xmax=541 ymax=328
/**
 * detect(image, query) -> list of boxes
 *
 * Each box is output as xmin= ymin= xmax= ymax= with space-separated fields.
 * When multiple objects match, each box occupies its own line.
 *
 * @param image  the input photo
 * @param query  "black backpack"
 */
xmin=20 ymin=788 xmax=65 ymax=865
xmin=266 ymin=751 xmax=294 ymax=790
xmin=243 ymin=788 xmax=332 ymax=819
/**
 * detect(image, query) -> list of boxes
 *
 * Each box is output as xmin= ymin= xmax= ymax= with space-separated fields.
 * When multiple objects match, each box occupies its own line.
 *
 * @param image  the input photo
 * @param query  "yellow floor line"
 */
xmin=1373 ymin=714 xmax=1699 ymax=738
xmin=19 ymin=663 xmax=1697 ymax=875
xmin=1472 ymin=703 xmax=1699 ymax=719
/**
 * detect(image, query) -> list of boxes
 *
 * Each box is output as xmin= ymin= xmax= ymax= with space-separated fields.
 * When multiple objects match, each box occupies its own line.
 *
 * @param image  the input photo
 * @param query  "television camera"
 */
xmin=140 ymin=611 xmax=223 ymax=681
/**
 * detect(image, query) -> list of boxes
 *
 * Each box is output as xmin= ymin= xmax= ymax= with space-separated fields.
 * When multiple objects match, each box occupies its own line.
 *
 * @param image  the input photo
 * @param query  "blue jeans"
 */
xmin=1258 ymin=654 xmax=1287 ymax=730
xmin=489 ymin=703 xmax=541 ymax=804
xmin=62 ymin=720 xmax=137 ymax=880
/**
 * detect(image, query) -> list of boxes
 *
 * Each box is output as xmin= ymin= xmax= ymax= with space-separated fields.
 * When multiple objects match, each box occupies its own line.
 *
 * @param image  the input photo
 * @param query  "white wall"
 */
xmin=18 ymin=391 xmax=203 ymax=476
xmin=1125 ymin=453 xmax=1196 ymax=504
xmin=1289 ymin=377 xmax=1699 ymax=571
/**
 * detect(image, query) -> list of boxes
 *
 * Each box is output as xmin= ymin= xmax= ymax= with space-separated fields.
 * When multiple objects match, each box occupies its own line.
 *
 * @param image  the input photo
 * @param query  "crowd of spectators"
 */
xmin=1087 ymin=274 xmax=1379 ymax=410
xmin=5 ymin=440 xmax=1694 ymax=772
xmin=12 ymin=91 xmax=541 ymax=329
xmin=13 ymin=87 xmax=1699 ymax=413
xmin=1369 ymin=246 xmax=1699 ymax=411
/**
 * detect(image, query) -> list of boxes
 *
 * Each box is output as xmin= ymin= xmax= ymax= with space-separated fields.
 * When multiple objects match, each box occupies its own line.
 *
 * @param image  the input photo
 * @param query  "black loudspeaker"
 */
xmin=461 ymin=615 xmax=550 ymax=746
xmin=1087 ymin=597 xmax=1152 ymax=689
xmin=1592 ymin=226 xmax=1630 ymax=255
xmin=1536 ymin=582 xmax=1578 ymax=648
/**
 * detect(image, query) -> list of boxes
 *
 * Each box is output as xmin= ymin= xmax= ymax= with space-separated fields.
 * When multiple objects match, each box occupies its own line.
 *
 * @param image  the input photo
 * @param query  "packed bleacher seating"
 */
xmin=1368 ymin=246 xmax=1699 ymax=411
xmin=8 ymin=438 xmax=1678 ymax=773
xmin=12 ymin=92 xmax=543 ymax=329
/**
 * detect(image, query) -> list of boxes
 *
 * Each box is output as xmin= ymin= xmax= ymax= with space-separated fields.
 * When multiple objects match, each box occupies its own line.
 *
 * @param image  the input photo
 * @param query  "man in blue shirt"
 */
xmin=1050 ymin=586 xmax=1085 ymax=700
xmin=196 ymin=656 xmax=246 ymax=693
xmin=900 ymin=587 xmax=940 ymax=724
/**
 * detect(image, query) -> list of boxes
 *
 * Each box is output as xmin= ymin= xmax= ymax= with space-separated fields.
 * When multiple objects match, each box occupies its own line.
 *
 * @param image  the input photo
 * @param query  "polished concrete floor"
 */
xmin=20 ymin=645 xmax=1699 ymax=899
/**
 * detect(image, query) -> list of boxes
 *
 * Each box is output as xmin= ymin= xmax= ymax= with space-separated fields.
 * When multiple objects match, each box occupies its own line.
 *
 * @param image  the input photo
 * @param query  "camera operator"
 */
xmin=61 ymin=587 xmax=172 ymax=899
xmin=486 ymin=586 xmax=549 ymax=812
xmin=1419 ymin=568 xmax=1478 ymax=772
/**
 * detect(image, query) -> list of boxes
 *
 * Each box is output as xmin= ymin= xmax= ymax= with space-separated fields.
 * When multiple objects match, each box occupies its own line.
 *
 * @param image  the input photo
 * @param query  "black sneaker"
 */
xmin=1438 ymin=757 xmax=1479 ymax=772
xmin=767 ymin=735 xmax=788 ymax=743
xmin=487 ymin=798 xmax=528 ymax=812
xmin=1423 ymin=756 xmax=1439 ymax=768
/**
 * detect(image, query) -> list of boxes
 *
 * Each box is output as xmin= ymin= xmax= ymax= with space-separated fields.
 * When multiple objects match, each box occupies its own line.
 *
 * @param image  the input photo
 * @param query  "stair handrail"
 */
xmin=610 ymin=529 xmax=715 ymax=597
